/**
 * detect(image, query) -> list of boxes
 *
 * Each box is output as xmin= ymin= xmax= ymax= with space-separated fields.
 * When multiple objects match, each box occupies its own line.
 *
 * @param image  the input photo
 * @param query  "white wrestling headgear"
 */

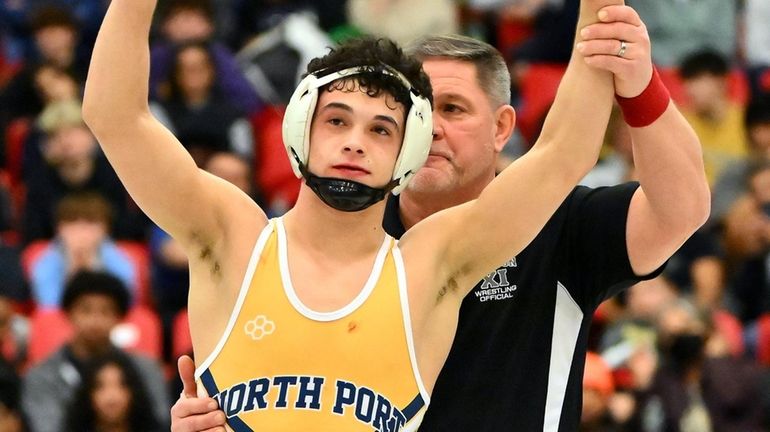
xmin=281 ymin=65 xmax=433 ymax=195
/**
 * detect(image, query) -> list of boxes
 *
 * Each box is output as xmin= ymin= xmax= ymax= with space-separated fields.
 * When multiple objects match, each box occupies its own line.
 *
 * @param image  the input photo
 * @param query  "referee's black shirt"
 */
xmin=383 ymin=183 xmax=663 ymax=431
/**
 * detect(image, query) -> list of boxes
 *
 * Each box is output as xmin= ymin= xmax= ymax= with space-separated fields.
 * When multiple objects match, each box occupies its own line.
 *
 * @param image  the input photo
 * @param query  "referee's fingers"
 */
xmin=178 ymin=355 xmax=198 ymax=398
xmin=171 ymin=401 xmax=226 ymax=432
xmin=172 ymin=397 xmax=220 ymax=418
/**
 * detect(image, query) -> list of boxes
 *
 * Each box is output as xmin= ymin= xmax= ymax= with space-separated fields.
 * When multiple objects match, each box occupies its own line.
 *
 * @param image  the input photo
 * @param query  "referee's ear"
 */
xmin=494 ymin=104 xmax=516 ymax=154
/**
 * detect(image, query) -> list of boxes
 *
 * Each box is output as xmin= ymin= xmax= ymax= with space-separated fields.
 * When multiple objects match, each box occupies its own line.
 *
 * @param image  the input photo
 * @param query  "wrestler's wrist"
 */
xmin=615 ymin=67 xmax=671 ymax=128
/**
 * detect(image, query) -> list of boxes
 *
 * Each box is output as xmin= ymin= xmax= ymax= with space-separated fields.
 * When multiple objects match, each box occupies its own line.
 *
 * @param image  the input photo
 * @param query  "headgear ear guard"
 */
xmin=281 ymin=65 xmax=433 ymax=196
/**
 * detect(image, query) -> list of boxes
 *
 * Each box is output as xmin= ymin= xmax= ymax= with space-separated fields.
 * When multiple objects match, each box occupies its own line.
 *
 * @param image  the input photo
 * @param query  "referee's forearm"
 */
xmin=631 ymin=105 xmax=711 ymax=232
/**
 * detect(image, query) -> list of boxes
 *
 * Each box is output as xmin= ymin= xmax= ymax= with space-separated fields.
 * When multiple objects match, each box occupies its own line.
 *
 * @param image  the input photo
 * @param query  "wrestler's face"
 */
xmin=307 ymin=82 xmax=406 ymax=188
xmin=407 ymin=59 xmax=503 ymax=197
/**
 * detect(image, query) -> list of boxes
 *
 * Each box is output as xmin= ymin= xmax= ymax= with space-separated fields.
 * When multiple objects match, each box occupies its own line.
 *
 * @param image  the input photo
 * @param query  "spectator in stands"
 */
xmin=150 ymin=0 xmax=262 ymax=115
xmin=0 ymin=284 xmax=29 ymax=372
xmin=0 ymin=191 xmax=28 ymax=371
xmin=0 ymin=5 xmax=87 ymax=143
xmin=31 ymin=193 xmax=136 ymax=309
xmin=663 ymin=230 xmax=726 ymax=311
xmin=151 ymin=41 xmax=255 ymax=165
xmin=28 ymin=63 xmax=79 ymax=107
xmin=510 ymin=0 xmax=579 ymax=64
xmin=66 ymin=351 xmax=163 ymax=432
xmin=633 ymin=299 xmax=767 ymax=431
xmin=21 ymin=271 xmax=169 ymax=432
xmin=232 ymin=0 xmax=347 ymax=46
xmin=0 ymin=0 xmax=108 ymax=64
xmin=347 ymin=0 xmax=458 ymax=46
xmin=679 ymin=50 xmax=748 ymax=186
xmin=48 ymin=0 xmax=109 ymax=58
xmin=723 ymin=160 xmax=770 ymax=325
xmin=712 ymin=95 xmax=770 ymax=222
xmin=599 ymin=277 xmax=674 ymax=374
xmin=628 ymin=0 xmax=736 ymax=67
xmin=580 ymin=352 xmax=620 ymax=432
xmin=23 ymin=100 xmax=144 ymax=242
xmin=21 ymin=65 xmax=81 ymax=177
xmin=204 ymin=151 xmax=257 ymax=199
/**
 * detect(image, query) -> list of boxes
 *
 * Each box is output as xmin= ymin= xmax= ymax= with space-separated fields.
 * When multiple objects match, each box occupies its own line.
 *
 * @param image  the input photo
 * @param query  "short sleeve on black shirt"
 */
xmin=563 ymin=182 xmax=666 ymax=310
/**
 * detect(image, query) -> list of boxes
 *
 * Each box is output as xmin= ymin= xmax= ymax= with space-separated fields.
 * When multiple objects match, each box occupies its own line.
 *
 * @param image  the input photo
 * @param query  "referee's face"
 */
xmin=406 ymin=59 xmax=499 ymax=200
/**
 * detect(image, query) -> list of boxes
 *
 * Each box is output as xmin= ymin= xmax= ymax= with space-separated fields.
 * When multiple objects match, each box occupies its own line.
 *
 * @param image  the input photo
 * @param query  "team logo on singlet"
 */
xmin=474 ymin=257 xmax=518 ymax=302
xmin=212 ymin=376 xmax=412 ymax=431
xmin=244 ymin=315 xmax=276 ymax=340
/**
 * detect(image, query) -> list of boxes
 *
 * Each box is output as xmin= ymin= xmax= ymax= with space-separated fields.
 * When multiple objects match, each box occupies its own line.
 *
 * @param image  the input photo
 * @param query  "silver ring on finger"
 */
xmin=617 ymin=40 xmax=627 ymax=58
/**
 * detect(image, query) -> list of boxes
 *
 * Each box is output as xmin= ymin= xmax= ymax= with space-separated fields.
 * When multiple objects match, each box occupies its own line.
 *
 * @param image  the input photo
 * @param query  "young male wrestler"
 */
xmin=85 ymin=0 xmax=646 ymax=429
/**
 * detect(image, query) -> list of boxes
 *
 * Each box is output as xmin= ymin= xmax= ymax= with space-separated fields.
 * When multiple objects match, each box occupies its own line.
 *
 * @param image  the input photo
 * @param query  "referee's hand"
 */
xmin=170 ymin=355 xmax=227 ymax=432
xmin=578 ymin=4 xmax=654 ymax=98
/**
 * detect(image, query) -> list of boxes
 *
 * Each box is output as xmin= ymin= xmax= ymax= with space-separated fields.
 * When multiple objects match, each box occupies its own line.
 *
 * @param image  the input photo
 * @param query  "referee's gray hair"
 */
xmin=405 ymin=34 xmax=511 ymax=108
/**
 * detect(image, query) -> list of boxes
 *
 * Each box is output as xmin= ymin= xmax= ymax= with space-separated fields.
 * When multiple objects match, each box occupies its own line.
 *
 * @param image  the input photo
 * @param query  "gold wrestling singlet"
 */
xmin=195 ymin=218 xmax=430 ymax=431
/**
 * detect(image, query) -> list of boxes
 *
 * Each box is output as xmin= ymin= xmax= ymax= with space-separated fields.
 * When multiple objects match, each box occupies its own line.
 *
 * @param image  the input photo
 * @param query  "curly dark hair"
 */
xmin=305 ymin=37 xmax=433 ymax=114
xmin=66 ymin=351 xmax=161 ymax=432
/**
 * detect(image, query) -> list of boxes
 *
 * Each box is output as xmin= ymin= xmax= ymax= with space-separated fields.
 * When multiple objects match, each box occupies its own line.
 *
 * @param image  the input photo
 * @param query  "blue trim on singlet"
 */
xmin=401 ymin=393 xmax=425 ymax=422
xmin=199 ymin=369 xmax=219 ymax=399
xmin=200 ymin=369 xmax=254 ymax=432
xmin=226 ymin=414 xmax=253 ymax=432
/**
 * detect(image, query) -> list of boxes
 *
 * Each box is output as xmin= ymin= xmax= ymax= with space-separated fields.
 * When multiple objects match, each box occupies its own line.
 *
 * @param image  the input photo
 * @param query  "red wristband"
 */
xmin=616 ymin=67 xmax=671 ymax=128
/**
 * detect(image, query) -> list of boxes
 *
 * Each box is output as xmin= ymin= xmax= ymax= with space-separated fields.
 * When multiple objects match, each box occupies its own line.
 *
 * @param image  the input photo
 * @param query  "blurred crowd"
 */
xmin=0 ymin=0 xmax=768 ymax=431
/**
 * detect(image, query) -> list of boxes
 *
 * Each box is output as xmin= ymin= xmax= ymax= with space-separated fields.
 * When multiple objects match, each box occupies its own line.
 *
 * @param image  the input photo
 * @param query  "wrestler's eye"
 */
xmin=372 ymin=125 xmax=391 ymax=136
xmin=328 ymin=118 xmax=345 ymax=126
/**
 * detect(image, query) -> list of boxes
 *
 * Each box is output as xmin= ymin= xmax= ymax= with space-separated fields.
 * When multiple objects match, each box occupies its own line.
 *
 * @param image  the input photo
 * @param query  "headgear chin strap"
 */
xmin=300 ymin=163 xmax=397 ymax=212
xmin=282 ymin=64 xmax=433 ymax=211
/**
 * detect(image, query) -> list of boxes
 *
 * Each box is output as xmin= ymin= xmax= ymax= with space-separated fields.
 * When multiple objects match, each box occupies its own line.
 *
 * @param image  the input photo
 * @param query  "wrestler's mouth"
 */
xmin=332 ymin=163 xmax=371 ymax=177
